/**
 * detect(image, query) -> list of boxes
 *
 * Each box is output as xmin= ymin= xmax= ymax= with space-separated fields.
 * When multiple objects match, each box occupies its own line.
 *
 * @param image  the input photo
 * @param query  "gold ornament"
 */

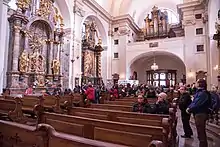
xmin=37 ymin=0 xmax=52 ymax=18
xmin=19 ymin=50 xmax=29 ymax=73
xmin=51 ymin=59 xmax=60 ymax=75
xmin=16 ymin=0 xmax=31 ymax=10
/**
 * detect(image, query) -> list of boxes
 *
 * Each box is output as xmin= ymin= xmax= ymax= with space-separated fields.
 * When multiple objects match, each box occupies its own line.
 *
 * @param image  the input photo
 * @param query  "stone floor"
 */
xmin=177 ymin=111 xmax=220 ymax=147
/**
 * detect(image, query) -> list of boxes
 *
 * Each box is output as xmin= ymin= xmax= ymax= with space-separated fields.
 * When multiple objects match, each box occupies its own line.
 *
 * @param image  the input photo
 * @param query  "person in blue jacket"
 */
xmin=186 ymin=79 xmax=211 ymax=147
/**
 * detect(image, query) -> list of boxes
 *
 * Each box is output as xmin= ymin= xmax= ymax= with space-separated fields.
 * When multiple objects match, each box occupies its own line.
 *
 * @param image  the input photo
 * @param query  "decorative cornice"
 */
xmin=177 ymin=1 xmax=204 ymax=12
xmin=182 ymin=19 xmax=196 ymax=26
xmin=82 ymin=0 xmax=112 ymax=22
xmin=112 ymin=14 xmax=141 ymax=34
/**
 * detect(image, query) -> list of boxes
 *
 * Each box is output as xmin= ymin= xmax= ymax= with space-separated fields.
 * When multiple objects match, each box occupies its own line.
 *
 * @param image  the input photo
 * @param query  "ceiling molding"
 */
xmin=82 ymin=0 xmax=113 ymax=22
xmin=113 ymin=14 xmax=141 ymax=33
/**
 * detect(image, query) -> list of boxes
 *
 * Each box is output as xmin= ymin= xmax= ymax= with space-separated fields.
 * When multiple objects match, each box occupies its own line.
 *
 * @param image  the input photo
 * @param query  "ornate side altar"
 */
xmin=7 ymin=0 xmax=65 ymax=93
xmin=81 ymin=21 xmax=103 ymax=85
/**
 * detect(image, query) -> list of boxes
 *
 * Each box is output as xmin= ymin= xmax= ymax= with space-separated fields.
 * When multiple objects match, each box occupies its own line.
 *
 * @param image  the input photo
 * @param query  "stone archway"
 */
xmin=129 ymin=51 xmax=186 ymax=85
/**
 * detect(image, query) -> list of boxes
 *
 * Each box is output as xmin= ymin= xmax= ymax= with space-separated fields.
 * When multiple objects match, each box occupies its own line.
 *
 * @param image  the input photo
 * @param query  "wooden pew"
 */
xmin=1 ymin=120 xmax=147 ymax=147
xmin=36 ymin=110 xmax=168 ymax=147
xmin=0 ymin=97 xmax=25 ymax=123
xmin=89 ymin=104 xmax=132 ymax=111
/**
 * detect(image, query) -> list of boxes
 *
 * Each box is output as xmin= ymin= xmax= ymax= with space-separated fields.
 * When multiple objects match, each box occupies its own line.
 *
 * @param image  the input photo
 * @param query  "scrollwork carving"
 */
xmin=37 ymin=0 xmax=53 ymax=19
xmin=182 ymin=19 xmax=196 ymax=26
xmin=19 ymin=50 xmax=29 ymax=73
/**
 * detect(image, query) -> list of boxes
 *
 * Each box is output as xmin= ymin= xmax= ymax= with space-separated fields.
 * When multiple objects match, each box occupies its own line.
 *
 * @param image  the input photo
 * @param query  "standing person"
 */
xmin=179 ymin=86 xmax=193 ymax=138
xmin=210 ymin=85 xmax=220 ymax=123
xmin=187 ymin=79 xmax=211 ymax=147
xmin=85 ymin=82 xmax=95 ymax=103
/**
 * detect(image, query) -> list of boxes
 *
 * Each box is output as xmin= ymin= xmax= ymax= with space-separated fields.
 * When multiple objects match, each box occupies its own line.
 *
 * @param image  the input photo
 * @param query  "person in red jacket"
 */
xmin=113 ymin=85 xmax=119 ymax=99
xmin=85 ymin=83 xmax=95 ymax=103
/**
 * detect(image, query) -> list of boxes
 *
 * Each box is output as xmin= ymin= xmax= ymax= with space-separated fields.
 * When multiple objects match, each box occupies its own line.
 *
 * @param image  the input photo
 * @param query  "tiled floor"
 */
xmin=177 ymin=111 xmax=220 ymax=147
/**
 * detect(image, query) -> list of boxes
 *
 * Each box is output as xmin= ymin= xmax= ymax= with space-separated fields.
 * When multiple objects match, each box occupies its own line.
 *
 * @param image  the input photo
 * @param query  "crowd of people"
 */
xmin=2 ymin=78 xmax=220 ymax=147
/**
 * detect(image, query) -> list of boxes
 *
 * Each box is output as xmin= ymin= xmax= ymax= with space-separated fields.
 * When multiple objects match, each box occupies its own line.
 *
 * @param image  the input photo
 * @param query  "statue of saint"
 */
xmin=51 ymin=59 xmax=60 ymax=75
xmin=19 ymin=50 xmax=29 ymax=73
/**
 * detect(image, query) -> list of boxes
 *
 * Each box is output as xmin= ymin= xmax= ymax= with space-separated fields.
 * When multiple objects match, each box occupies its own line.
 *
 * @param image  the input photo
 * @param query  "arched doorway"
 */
xmin=129 ymin=51 xmax=186 ymax=86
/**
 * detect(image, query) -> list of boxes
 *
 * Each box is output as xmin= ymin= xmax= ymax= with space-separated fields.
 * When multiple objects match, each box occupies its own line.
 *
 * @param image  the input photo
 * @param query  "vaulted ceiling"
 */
xmin=95 ymin=0 xmax=184 ymax=26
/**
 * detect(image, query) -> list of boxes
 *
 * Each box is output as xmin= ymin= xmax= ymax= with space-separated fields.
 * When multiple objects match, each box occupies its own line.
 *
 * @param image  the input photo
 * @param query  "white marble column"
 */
xmin=0 ymin=0 xmax=11 ymax=91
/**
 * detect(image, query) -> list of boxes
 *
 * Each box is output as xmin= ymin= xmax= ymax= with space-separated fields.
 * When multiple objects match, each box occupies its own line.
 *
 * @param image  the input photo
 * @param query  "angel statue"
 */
xmin=19 ymin=50 xmax=29 ymax=73
xmin=51 ymin=59 xmax=60 ymax=75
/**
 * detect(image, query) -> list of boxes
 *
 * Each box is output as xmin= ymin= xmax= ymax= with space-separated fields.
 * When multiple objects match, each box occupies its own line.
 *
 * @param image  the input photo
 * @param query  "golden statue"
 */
xmin=19 ymin=50 xmax=29 ymax=73
xmin=51 ymin=59 xmax=60 ymax=75
xmin=97 ymin=38 xmax=102 ymax=46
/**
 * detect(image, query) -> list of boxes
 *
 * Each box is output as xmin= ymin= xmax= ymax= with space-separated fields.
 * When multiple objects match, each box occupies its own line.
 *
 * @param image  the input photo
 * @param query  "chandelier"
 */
xmin=151 ymin=52 xmax=159 ymax=71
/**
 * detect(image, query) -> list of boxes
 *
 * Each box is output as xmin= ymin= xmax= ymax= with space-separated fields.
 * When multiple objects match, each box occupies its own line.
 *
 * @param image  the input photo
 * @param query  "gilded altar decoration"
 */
xmin=19 ymin=50 xmax=29 ymax=73
xmin=51 ymin=59 xmax=60 ymax=75
xmin=8 ymin=0 xmax=66 ymax=91
xmin=29 ymin=51 xmax=45 ymax=73
xmin=53 ymin=7 xmax=64 ymax=28
xmin=16 ymin=0 xmax=32 ymax=11
xmin=37 ymin=0 xmax=53 ymax=18
xmin=143 ymin=6 xmax=169 ymax=40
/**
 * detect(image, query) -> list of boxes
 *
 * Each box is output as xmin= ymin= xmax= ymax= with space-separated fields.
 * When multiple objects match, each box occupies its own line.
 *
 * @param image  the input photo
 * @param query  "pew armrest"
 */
xmin=148 ymin=140 xmax=164 ymax=147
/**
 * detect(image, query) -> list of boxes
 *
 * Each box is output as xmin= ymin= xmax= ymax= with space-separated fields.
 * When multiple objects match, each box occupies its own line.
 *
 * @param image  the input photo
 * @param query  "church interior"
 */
xmin=0 ymin=0 xmax=220 ymax=146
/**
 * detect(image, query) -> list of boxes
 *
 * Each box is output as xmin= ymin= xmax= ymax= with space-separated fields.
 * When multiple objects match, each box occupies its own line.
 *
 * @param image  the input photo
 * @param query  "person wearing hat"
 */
xmin=132 ymin=95 xmax=151 ymax=113
xmin=152 ymin=92 xmax=170 ymax=114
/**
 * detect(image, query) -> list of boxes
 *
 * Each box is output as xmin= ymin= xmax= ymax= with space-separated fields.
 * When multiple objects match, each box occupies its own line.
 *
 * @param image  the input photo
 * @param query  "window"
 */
xmin=196 ymin=28 xmax=203 ymax=35
xmin=114 ymin=53 xmax=119 ymax=59
xmin=114 ymin=27 xmax=119 ymax=32
xmin=197 ymin=45 xmax=204 ymax=52
xmin=114 ymin=40 xmax=119 ymax=45
xmin=195 ymin=14 xmax=202 ymax=19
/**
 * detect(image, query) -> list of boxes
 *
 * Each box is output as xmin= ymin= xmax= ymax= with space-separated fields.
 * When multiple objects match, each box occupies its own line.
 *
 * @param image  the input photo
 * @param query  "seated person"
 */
xmin=132 ymin=95 xmax=151 ymax=113
xmin=152 ymin=92 xmax=170 ymax=114
xmin=147 ymin=88 xmax=157 ymax=98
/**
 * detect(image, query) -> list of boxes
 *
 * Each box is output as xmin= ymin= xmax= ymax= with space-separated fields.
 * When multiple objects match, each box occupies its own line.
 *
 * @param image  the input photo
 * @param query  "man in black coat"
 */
xmin=179 ymin=86 xmax=193 ymax=138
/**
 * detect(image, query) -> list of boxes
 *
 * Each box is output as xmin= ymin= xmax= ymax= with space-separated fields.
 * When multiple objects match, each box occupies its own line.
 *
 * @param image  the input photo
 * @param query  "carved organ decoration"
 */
xmin=8 ymin=0 xmax=65 ymax=90
xmin=82 ymin=20 xmax=103 ymax=85
xmin=143 ymin=6 xmax=169 ymax=40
